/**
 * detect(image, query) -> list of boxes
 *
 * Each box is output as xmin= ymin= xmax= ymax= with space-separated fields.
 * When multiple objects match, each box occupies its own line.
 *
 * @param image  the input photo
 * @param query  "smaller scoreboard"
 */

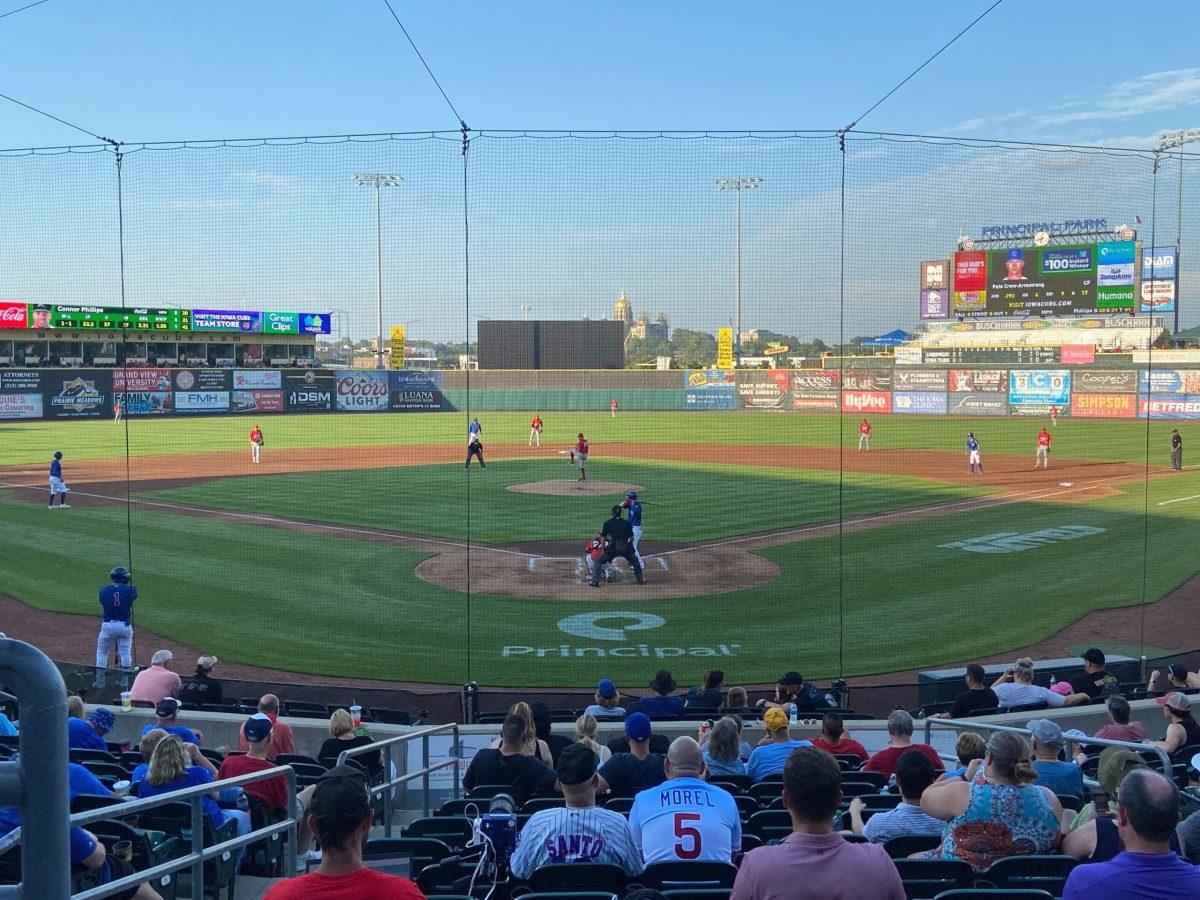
xmin=41 ymin=306 xmax=191 ymax=332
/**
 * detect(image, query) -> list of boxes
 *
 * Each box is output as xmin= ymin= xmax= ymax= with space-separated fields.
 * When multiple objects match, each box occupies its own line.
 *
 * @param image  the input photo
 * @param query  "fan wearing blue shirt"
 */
xmin=639 ymin=670 xmax=685 ymax=718
xmin=1028 ymin=719 xmax=1084 ymax=799
xmin=746 ymin=707 xmax=812 ymax=782
xmin=68 ymin=708 xmax=115 ymax=752
xmin=139 ymin=698 xmax=202 ymax=746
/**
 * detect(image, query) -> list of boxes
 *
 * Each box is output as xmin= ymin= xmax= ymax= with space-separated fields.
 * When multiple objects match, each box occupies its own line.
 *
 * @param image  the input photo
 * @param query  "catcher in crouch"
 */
xmin=584 ymin=531 xmax=616 ymax=583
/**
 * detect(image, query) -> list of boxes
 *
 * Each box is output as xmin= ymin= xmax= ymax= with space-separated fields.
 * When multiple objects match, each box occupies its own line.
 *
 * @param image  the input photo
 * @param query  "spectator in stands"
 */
xmin=597 ymin=713 xmax=666 ymax=795
xmin=573 ymin=713 xmax=612 ymax=764
xmin=850 ymin=750 xmax=944 ymax=843
xmin=318 ymin=708 xmax=383 ymax=777
xmin=584 ymin=679 xmax=625 ymax=719
xmin=68 ymin=706 xmax=114 ymax=752
xmin=532 ymin=701 xmax=573 ymax=765
xmin=1028 ymin=718 xmax=1084 ymax=798
xmin=139 ymin=735 xmax=251 ymax=839
xmin=510 ymin=742 xmax=643 ymax=879
xmin=720 ymin=686 xmax=749 ymax=712
xmin=731 ymin=747 xmax=905 ymax=900
xmin=1179 ymin=803 xmax=1200 ymax=865
xmin=810 ymin=711 xmax=868 ymax=760
xmin=606 ymin=714 xmax=670 ymax=757
xmin=686 ymin=669 xmax=726 ymax=710
xmin=67 ymin=694 xmax=86 ymax=719
xmin=488 ymin=702 xmax=552 ymax=764
xmin=1094 ymin=695 xmax=1145 ymax=743
xmin=746 ymin=707 xmax=812 ymax=781
xmin=756 ymin=671 xmax=831 ymax=717
xmin=948 ymin=663 xmax=999 ymax=718
xmin=179 ymin=655 xmax=222 ymax=707
xmin=1068 ymin=747 xmax=1148 ymax=831
xmin=991 ymin=657 xmax=1084 ymax=709
xmin=862 ymin=711 xmax=942 ymax=777
xmin=1070 ymin=648 xmax=1120 ymax=701
xmin=1147 ymin=692 xmax=1200 ymax=755
xmin=140 ymin=698 xmax=203 ymax=745
xmin=128 ymin=649 xmax=181 ymax=705
xmin=1062 ymin=769 xmax=1200 ymax=899
xmin=700 ymin=716 xmax=747 ymax=777
xmin=218 ymin=714 xmax=290 ymax=814
xmin=463 ymin=713 xmax=557 ymax=804
xmin=130 ymin=728 xmax=168 ymax=785
xmin=941 ymin=732 xmax=985 ymax=781
xmin=630 ymin=736 xmax=741 ymax=864
xmin=920 ymin=731 xmax=1062 ymax=870
xmin=238 ymin=694 xmax=295 ymax=760
xmin=1148 ymin=664 xmax=1200 ymax=694
xmin=639 ymin=669 xmax=684 ymax=718
xmin=264 ymin=765 xmax=424 ymax=899
xmin=0 ymin=806 xmax=162 ymax=900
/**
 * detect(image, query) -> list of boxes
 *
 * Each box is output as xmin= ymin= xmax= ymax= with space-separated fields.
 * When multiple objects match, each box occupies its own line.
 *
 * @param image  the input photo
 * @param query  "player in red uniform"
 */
xmin=1050 ymin=405 xmax=1059 ymax=427
xmin=249 ymin=424 xmax=264 ymax=464
xmin=569 ymin=432 xmax=590 ymax=481
xmin=1035 ymin=426 xmax=1052 ymax=469
xmin=584 ymin=532 xmax=614 ymax=583
xmin=529 ymin=413 xmax=543 ymax=447
xmin=858 ymin=418 xmax=871 ymax=451
xmin=113 ymin=398 xmax=123 ymax=425
xmin=610 ymin=399 xmax=619 ymax=418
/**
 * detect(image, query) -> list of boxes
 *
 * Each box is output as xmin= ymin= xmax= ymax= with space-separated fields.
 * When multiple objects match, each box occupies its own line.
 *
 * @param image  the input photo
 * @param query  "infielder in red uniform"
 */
xmin=858 ymin=418 xmax=871 ymax=451
xmin=569 ymin=433 xmax=590 ymax=481
xmin=529 ymin=413 xmax=543 ymax=447
xmin=610 ymin=399 xmax=619 ymax=418
xmin=1035 ymin=427 xmax=1052 ymax=469
xmin=249 ymin=424 xmax=264 ymax=464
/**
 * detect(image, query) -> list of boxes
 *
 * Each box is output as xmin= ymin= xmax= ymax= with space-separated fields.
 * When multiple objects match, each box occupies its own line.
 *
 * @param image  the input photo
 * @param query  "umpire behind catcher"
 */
xmin=592 ymin=506 xmax=645 ymax=587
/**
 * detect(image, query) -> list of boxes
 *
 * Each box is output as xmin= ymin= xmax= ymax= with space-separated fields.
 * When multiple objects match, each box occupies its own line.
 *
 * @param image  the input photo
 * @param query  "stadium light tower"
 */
xmin=353 ymin=173 xmax=404 ymax=369
xmin=1158 ymin=130 xmax=1198 ymax=335
xmin=716 ymin=176 xmax=763 ymax=365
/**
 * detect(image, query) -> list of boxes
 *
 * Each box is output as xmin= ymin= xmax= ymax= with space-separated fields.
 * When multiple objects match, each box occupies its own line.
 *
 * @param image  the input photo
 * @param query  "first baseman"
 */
xmin=966 ymin=432 xmax=983 ymax=476
xmin=49 ymin=451 xmax=69 ymax=508
xmin=96 ymin=566 xmax=137 ymax=679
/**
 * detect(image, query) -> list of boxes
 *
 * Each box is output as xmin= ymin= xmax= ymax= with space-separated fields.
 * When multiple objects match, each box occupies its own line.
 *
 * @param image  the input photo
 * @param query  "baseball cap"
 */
xmin=1050 ymin=681 xmax=1073 ymax=696
xmin=625 ymin=712 xmax=652 ymax=742
xmin=1168 ymin=664 xmax=1189 ymax=681
xmin=597 ymin=678 xmax=617 ymax=699
xmin=53 ymin=451 xmax=62 ymax=459
xmin=1157 ymin=691 xmax=1191 ymax=712
xmin=556 ymin=742 xmax=598 ymax=785
xmin=244 ymin=713 xmax=272 ymax=743
xmin=155 ymin=698 xmax=181 ymax=717
xmin=87 ymin=708 xmax=115 ymax=734
xmin=309 ymin=764 xmax=370 ymax=820
xmin=1098 ymin=747 xmax=1147 ymax=795
xmin=763 ymin=707 xmax=789 ymax=732
xmin=1006 ymin=248 xmax=1024 ymax=260
xmin=196 ymin=655 xmax=218 ymax=670
xmin=779 ymin=671 xmax=804 ymax=686
xmin=1082 ymin=648 xmax=1106 ymax=666
xmin=1026 ymin=718 xmax=1062 ymax=745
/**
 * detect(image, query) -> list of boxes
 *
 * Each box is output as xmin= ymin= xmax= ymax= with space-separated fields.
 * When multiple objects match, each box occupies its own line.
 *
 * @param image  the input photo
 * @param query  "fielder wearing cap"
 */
xmin=1149 ymin=692 xmax=1200 ymax=756
xmin=510 ymin=742 xmax=643 ymax=878
xmin=746 ymin=707 xmax=813 ymax=781
xmin=95 ymin=565 xmax=138 ymax=688
xmin=1004 ymin=247 xmax=1027 ymax=280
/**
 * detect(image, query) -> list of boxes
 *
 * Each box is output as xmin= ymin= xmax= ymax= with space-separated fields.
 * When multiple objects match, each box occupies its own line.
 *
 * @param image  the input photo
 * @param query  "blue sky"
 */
xmin=0 ymin=1 xmax=1198 ymax=340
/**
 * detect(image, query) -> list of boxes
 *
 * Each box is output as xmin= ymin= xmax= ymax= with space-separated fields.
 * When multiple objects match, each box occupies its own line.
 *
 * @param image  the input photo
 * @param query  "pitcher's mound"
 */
xmin=507 ymin=480 xmax=645 ymax=496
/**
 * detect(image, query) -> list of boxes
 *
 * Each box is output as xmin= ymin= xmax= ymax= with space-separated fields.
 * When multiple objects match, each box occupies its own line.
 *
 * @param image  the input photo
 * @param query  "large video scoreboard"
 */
xmin=5 ymin=303 xmax=331 ymax=334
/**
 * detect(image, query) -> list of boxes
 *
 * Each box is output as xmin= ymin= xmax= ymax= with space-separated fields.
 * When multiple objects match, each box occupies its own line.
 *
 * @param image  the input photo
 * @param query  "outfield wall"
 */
xmin=5 ymin=362 xmax=1200 ymax=420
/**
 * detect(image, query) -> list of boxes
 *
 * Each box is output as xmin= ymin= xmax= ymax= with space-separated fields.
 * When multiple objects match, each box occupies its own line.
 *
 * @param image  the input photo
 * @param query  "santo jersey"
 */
xmin=966 ymin=437 xmax=980 ymax=452
xmin=628 ymin=776 xmax=741 ymax=865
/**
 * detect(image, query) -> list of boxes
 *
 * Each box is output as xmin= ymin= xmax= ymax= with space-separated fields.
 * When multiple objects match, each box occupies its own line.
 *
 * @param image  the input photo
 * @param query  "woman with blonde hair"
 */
xmin=991 ymin=657 xmax=1082 ymax=709
xmin=489 ymin=701 xmax=552 ymax=763
xmin=573 ymin=713 xmax=612 ymax=763
xmin=701 ymin=716 xmax=746 ymax=776
xmin=138 ymin=735 xmax=250 ymax=836
xmin=66 ymin=695 xmax=86 ymax=719
xmin=921 ymin=730 xmax=1062 ymax=870
xmin=318 ymin=708 xmax=383 ymax=776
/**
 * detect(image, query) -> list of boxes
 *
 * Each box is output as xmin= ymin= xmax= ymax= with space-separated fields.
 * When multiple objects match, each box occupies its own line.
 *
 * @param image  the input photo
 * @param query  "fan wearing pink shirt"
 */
xmin=128 ymin=649 xmax=182 ymax=706
xmin=1093 ymin=696 xmax=1145 ymax=743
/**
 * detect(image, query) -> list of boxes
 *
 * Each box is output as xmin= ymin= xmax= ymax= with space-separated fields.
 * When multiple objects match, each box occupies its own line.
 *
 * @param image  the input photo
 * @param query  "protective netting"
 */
xmin=1 ymin=131 xmax=1198 ymax=709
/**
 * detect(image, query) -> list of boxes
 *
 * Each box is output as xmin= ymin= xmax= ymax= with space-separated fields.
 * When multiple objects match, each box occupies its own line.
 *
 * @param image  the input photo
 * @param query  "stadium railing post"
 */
xmin=383 ymin=743 xmax=394 ymax=837
xmin=190 ymin=794 xmax=205 ymax=895
xmin=422 ymin=733 xmax=431 ymax=818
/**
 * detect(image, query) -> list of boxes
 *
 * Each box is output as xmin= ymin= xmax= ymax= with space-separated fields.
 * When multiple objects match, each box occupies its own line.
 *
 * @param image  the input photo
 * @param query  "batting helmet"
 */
xmin=53 ymin=451 xmax=63 ymax=460
xmin=110 ymin=566 xmax=131 ymax=584
xmin=626 ymin=491 xmax=638 ymax=500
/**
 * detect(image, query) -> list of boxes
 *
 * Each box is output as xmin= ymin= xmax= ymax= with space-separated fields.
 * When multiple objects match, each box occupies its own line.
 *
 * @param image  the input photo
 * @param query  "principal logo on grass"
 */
xmin=499 ymin=611 xmax=742 ymax=660
xmin=939 ymin=525 xmax=1105 ymax=554
xmin=557 ymin=612 xmax=665 ymax=641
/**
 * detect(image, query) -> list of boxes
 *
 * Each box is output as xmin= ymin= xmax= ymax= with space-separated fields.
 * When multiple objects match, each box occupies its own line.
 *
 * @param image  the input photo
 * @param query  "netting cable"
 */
xmin=837 ymin=132 xmax=847 ymax=680
xmin=0 ymin=0 xmax=52 ymax=21
xmin=1138 ymin=152 xmax=1161 ymax=662
xmin=380 ymin=0 xmax=469 ymax=132
xmin=114 ymin=149 xmax=134 ymax=583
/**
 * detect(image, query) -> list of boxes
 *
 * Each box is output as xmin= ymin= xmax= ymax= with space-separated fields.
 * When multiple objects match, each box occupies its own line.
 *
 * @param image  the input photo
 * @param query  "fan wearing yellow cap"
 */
xmin=746 ymin=707 xmax=812 ymax=782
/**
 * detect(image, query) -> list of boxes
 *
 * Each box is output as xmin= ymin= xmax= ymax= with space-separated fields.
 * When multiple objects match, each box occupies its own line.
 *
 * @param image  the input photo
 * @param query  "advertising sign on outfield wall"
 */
xmin=1072 ymin=393 xmax=1136 ymax=419
xmin=173 ymin=369 xmax=229 ymax=391
xmin=336 ymin=372 xmax=390 ymax=411
xmin=1009 ymin=370 xmax=1071 ymax=406
xmin=174 ymin=391 xmax=230 ymax=413
xmin=947 ymin=369 xmax=1007 ymax=392
xmin=118 ymin=392 xmax=174 ymax=415
xmin=737 ymin=370 xmax=792 ymax=409
xmin=841 ymin=369 xmax=892 ymax=391
xmin=792 ymin=370 xmax=839 ymax=393
xmin=1074 ymin=370 xmax=1138 ymax=393
xmin=113 ymin=368 xmax=171 ymax=392
xmin=1139 ymin=396 xmax=1200 ymax=420
xmin=792 ymin=395 xmax=838 ymax=411
xmin=0 ymin=371 xmax=39 ymax=391
xmin=893 ymin=369 xmax=947 ymax=391
xmin=47 ymin=370 xmax=110 ymax=419
xmin=232 ymin=389 xmax=284 ymax=412
xmin=284 ymin=370 xmax=335 ymax=411
xmin=893 ymin=391 xmax=947 ymax=414
xmin=1060 ymin=345 xmax=1096 ymax=365
xmin=894 ymin=346 xmax=923 ymax=365
xmin=232 ymin=370 xmax=282 ymax=390
xmin=841 ymin=390 xmax=891 ymax=413
xmin=390 ymin=370 xmax=445 ymax=410
xmin=0 ymin=393 xmax=42 ymax=419
xmin=1137 ymin=370 xmax=1200 ymax=395
xmin=947 ymin=393 xmax=1009 ymax=415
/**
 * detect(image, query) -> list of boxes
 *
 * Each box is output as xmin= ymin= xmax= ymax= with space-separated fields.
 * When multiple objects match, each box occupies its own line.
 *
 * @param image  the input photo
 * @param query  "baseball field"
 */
xmin=0 ymin=410 xmax=1197 ymax=687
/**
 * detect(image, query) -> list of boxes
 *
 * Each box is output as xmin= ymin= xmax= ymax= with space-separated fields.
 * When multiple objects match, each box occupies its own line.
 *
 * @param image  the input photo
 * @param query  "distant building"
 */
xmin=612 ymin=291 xmax=669 ymax=343
xmin=613 ymin=290 xmax=633 ymax=325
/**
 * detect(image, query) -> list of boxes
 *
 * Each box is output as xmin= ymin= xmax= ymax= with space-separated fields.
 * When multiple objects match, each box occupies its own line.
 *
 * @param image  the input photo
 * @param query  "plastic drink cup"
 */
xmin=120 ymin=692 xmax=132 ymax=712
xmin=350 ymin=705 xmax=362 ymax=728
xmin=113 ymin=839 xmax=132 ymax=861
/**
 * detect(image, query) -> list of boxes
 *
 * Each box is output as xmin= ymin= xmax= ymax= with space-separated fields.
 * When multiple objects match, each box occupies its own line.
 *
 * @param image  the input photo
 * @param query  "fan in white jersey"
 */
xmin=510 ymin=742 xmax=643 ymax=879
xmin=628 ymin=736 xmax=742 ymax=865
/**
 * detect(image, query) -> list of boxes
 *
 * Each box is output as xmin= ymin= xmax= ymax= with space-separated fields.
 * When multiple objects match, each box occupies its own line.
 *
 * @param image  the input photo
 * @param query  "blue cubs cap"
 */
xmin=87 ymin=708 xmax=114 ymax=734
xmin=625 ymin=712 xmax=652 ymax=741
xmin=244 ymin=713 xmax=273 ymax=743
xmin=597 ymin=678 xmax=617 ymax=699
xmin=1006 ymin=248 xmax=1024 ymax=260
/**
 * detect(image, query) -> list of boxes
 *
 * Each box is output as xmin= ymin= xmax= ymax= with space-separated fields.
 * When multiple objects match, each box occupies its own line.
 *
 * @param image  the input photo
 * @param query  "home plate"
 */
xmin=1059 ymin=482 xmax=1074 ymax=487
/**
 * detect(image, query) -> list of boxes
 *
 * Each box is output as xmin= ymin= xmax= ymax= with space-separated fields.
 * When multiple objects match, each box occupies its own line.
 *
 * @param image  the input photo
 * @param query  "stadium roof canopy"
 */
xmin=859 ymin=329 xmax=913 ymax=347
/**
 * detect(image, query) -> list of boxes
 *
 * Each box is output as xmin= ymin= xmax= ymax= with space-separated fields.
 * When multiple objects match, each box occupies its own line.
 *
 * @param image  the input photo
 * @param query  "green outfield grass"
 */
xmin=0 ymin=410 xmax=1193 ymax=467
xmin=145 ymin=458 xmax=990 ymax=543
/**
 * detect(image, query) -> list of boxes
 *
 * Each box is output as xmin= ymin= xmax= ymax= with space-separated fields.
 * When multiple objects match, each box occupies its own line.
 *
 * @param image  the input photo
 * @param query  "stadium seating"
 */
xmin=527 ymin=863 xmax=630 ymax=894
xmin=893 ymin=858 xmax=976 ymax=898
xmin=641 ymin=860 xmax=739 ymax=890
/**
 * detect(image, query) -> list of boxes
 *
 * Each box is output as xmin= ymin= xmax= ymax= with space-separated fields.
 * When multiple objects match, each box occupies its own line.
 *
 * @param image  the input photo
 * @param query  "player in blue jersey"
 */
xmin=628 ymin=736 xmax=741 ymax=865
xmin=49 ymin=450 xmax=70 ymax=508
xmin=96 ymin=566 xmax=137 ymax=687
xmin=621 ymin=491 xmax=645 ymax=567
xmin=966 ymin=432 xmax=983 ymax=476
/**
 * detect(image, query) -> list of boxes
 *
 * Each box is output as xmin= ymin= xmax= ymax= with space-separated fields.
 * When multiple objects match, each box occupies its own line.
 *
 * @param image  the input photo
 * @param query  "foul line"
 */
xmin=1159 ymin=493 xmax=1200 ymax=507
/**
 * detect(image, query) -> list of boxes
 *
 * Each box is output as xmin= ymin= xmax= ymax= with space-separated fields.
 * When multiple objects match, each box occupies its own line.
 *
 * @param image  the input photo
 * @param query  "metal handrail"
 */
xmin=924 ymin=718 xmax=1175 ymax=775
xmin=336 ymin=722 xmax=462 ymax=834
xmin=58 ymin=764 xmax=300 ymax=900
